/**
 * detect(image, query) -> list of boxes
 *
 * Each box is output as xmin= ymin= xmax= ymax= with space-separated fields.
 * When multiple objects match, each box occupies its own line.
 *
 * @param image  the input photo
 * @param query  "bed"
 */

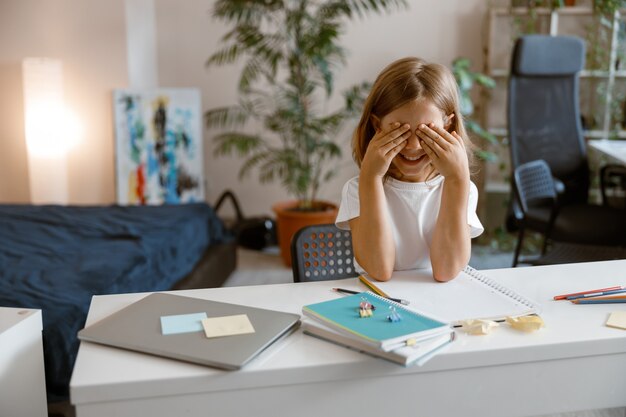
xmin=0 ymin=203 xmax=235 ymax=402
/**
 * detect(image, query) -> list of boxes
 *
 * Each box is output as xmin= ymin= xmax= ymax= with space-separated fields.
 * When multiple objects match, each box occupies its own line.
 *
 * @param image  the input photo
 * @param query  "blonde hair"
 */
xmin=352 ymin=57 xmax=475 ymax=174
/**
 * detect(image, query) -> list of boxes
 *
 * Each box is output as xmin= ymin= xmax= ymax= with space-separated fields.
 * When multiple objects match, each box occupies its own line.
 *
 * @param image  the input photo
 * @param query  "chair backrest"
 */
xmin=508 ymin=35 xmax=589 ymax=205
xmin=290 ymin=223 xmax=358 ymax=283
xmin=513 ymin=159 xmax=558 ymax=215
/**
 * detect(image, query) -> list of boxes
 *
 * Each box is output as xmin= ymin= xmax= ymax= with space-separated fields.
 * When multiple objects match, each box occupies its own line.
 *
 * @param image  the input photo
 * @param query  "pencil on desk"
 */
xmin=566 ymin=288 xmax=626 ymax=300
xmin=358 ymin=275 xmax=410 ymax=305
xmin=570 ymin=294 xmax=626 ymax=303
xmin=553 ymin=285 xmax=624 ymax=300
xmin=332 ymin=288 xmax=360 ymax=296
xmin=358 ymin=275 xmax=390 ymax=297
xmin=572 ymin=298 xmax=626 ymax=304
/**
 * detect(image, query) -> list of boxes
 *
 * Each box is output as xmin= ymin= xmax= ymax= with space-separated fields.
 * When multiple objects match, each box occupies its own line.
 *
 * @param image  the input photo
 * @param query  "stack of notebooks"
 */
xmin=302 ymin=291 xmax=455 ymax=367
xmin=301 ymin=266 xmax=542 ymax=367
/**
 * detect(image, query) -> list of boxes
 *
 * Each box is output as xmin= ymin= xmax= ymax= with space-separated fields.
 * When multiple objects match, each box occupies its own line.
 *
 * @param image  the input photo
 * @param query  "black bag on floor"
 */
xmin=214 ymin=190 xmax=277 ymax=250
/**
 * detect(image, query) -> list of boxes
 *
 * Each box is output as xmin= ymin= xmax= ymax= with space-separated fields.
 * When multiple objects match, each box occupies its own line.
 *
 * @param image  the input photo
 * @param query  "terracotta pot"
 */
xmin=272 ymin=200 xmax=339 ymax=267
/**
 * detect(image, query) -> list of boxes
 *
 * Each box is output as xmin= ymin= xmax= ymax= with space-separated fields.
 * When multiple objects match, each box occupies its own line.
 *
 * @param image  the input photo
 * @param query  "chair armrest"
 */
xmin=553 ymin=177 xmax=565 ymax=196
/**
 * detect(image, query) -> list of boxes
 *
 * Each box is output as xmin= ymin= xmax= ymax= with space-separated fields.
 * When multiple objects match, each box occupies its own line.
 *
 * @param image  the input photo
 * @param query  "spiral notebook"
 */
xmin=302 ymin=292 xmax=452 ymax=351
xmin=367 ymin=266 xmax=541 ymax=326
xmin=302 ymin=320 xmax=455 ymax=367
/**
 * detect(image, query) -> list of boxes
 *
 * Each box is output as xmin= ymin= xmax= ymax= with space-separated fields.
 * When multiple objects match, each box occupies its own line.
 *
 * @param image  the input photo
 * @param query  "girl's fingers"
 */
xmin=387 ymin=139 xmax=407 ymax=157
xmin=373 ymin=123 xmax=411 ymax=146
xmin=420 ymin=136 xmax=439 ymax=159
xmin=430 ymin=125 xmax=457 ymax=145
xmin=451 ymin=131 xmax=466 ymax=147
xmin=380 ymin=130 xmax=411 ymax=153
xmin=417 ymin=124 xmax=447 ymax=152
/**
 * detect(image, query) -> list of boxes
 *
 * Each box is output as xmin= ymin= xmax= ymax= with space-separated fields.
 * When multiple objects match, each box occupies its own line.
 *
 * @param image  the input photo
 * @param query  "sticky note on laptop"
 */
xmin=160 ymin=312 xmax=207 ymax=335
xmin=202 ymin=314 xmax=255 ymax=338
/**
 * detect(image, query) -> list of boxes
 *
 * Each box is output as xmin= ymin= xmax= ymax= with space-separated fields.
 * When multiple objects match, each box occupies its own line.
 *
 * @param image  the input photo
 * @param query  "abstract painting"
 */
xmin=113 ymin=88 xmax=204 ymax=205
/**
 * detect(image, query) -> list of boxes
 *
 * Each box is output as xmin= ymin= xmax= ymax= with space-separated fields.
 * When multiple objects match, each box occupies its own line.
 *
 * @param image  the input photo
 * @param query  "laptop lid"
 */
xmin=78 ymin=292 xmax=301 ymax=370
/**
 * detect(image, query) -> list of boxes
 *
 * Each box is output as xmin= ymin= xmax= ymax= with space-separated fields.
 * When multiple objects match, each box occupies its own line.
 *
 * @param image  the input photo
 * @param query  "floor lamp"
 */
xmin=22 ymin=58 xmax=80 ymax=204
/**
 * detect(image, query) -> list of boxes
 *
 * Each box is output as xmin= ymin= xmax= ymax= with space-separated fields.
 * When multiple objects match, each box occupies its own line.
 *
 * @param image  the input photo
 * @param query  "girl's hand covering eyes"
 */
xmin=416 ymin=124 xmax=469 ymax=182
xmin=360 ymin=122 xmax=411 ymax=179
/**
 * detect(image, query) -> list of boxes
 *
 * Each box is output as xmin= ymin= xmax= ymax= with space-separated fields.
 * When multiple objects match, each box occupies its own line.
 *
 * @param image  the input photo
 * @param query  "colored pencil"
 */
xmin=553 ymin=285 xmax=624 ymax=300
xmin=572 ymin=298 xmax=626 ymax=304
xmin=566 ymin=288 xmax=626 ymax=300
xmin=570 ymin=294 xmax=626 ymax=303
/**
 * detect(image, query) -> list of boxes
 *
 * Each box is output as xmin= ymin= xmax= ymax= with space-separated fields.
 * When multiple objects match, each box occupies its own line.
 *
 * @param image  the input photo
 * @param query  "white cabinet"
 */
xmin=0 ymin=307 xmax=47 ymax=417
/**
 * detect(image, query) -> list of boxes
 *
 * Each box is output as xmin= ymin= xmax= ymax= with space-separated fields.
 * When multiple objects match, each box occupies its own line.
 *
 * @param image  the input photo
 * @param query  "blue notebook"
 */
xmin=302 ymin=292 xmax=451 ymax=352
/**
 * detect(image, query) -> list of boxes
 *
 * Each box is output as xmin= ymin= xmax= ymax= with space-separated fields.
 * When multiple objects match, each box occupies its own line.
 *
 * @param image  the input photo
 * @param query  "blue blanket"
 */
xmin=0 ymin=203 xmax=228 ymax=401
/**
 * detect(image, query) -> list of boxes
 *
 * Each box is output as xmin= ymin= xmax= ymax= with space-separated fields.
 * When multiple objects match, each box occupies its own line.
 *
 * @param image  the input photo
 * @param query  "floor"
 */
xmin=223 ymin=244 xmax=516 ymax=287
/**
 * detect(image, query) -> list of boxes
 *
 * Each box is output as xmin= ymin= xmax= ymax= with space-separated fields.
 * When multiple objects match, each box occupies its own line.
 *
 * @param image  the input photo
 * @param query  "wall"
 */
xmin=0 ymin=0 xmax=487 ymax=211
xmin=156 ymin=0 xmax=488 ymax=216
xmin=0 ymin=0 xmax=128 ymax=204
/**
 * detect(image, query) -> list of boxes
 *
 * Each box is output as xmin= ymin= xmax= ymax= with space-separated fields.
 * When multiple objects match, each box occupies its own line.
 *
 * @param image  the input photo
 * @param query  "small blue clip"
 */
xmin=387 ymin=306 xmax=402 ymax=322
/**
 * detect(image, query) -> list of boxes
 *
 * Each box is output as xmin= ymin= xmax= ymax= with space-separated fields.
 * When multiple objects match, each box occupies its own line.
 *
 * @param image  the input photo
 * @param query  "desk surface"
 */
xmin=70 ymin=261 xmax=626 ymax=417
xmin=589 ymin=139 xmax=626 ymax=165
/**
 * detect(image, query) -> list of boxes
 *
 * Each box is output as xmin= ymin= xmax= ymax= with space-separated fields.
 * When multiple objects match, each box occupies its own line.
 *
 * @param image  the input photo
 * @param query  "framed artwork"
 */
xmin=113 ymin=88 xmax=204 ymax=205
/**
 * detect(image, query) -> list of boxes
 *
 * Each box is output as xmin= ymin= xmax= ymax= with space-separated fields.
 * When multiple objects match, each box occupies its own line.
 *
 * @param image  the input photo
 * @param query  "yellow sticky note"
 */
xmin=459 ymin=319 xmax=499 ymax=335
xmin=606 ymin=311 xmax=626 ymax=330
xmin=202 ymin=314 xmax=255 ymax=338
xmin=506 ymin=315 xmax=544 ymax=332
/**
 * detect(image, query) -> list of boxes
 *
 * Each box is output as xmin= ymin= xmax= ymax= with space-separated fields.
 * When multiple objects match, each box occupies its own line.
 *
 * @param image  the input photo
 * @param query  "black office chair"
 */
xmin=291 ymin=224 xmax=358 ymax=282
xmin=506 ymin=35 xmax=626 ymax=263
xmin=512 ymin=160 xmax=626 ymax=266
xmin=600 ymin=164 xmax=626 ymax=210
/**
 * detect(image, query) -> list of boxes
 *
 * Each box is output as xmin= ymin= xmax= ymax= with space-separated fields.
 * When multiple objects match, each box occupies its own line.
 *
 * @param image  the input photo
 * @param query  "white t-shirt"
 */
xmin=335 ymin=175 xmax=484 ymax=271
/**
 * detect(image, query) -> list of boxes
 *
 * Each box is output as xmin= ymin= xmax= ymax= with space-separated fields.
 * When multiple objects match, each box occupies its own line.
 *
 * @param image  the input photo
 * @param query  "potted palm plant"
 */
xmin=205 ymin=0 xmax=406 ymax=266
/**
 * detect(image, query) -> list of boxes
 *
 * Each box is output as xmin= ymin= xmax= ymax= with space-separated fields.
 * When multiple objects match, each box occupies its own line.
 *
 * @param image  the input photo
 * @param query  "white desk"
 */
xmin=70 ymin=261 xmax=626 ymax=417
xmin=589 ymin=139 xmax=626 ymax=165
xmin=0 ymin=307 xmax=48 ymax=417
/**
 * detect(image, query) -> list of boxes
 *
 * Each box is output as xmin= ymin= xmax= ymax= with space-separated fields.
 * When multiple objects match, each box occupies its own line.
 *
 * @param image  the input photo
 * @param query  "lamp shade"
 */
xmin=22 ymin=58 xmax=80 ymax=204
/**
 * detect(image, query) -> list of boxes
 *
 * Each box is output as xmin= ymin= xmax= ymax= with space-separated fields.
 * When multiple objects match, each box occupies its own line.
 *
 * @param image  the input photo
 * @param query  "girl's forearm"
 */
xmin=430 ymin=179 xmax=471 ymax=281
xmin=350 ymin=176 xmax=395 ymax=281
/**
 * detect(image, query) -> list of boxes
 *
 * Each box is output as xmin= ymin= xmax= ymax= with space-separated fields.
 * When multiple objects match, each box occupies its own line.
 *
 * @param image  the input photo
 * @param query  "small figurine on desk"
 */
xmin=387 ymin=307 xmax=402 ymax=322
xmin=359 ymin=299 xmax=374 ymax=318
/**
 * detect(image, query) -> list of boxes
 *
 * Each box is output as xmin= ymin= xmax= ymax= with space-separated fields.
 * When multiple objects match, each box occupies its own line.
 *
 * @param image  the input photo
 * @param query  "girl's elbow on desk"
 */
xmin=431 ymin=262 xmax=464 ymax=282
xmin=358 ymin=261 xmax=394 ymax=282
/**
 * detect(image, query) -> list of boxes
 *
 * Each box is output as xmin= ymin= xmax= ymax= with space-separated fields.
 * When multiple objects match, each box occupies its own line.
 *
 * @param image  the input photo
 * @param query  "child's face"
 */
xmin=377 ymin=98 xmax=453 ymax=182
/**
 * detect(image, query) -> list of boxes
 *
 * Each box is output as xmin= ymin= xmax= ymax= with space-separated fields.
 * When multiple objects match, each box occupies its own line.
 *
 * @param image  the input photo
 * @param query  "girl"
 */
xmin=336 ymin=57 xmax=484 ymax=282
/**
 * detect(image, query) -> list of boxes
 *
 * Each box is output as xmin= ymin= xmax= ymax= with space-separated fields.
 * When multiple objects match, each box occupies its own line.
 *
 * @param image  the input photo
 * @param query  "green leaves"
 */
xmin=213 ymin=132 xmax=263 ymax=157
xmin=206 ymin=0 xmax=404 ymax=205
xmin=204 ymin=106 xmax=249 ymax=130
xmin=452 ymin=57 xmax=498 ymax=161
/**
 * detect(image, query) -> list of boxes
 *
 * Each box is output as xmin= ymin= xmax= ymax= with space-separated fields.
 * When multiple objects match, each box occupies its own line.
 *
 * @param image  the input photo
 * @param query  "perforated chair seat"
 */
xmin=291 ymin=224 xmax=358 ymax=283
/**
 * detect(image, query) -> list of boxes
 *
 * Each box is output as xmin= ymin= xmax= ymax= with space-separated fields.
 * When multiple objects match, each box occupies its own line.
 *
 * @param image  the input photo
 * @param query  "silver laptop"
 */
xmin=78 ymin=292 xmax=301 ymax=370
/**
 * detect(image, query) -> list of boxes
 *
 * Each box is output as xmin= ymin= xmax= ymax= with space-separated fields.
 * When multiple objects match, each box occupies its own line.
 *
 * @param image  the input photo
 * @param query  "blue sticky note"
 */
xmin=160 ymin=312 xmax=207 ymax=335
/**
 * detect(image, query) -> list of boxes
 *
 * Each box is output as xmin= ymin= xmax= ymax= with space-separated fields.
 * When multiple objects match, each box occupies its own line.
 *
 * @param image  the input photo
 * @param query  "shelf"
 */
xmin=488 ymin=128 xmax=508 ymax=137
xmin=489 ymin=69 xmax=626 ymax=78
xmin=485 ymin=182 xmax=510 ymax=194
xmin=584 ymin=130 xmax=626 ymax=139
xmin=492 ymin=6 xmax=595 ymax=16
xmin=487 ymin=128 xmax=626 ymax=139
